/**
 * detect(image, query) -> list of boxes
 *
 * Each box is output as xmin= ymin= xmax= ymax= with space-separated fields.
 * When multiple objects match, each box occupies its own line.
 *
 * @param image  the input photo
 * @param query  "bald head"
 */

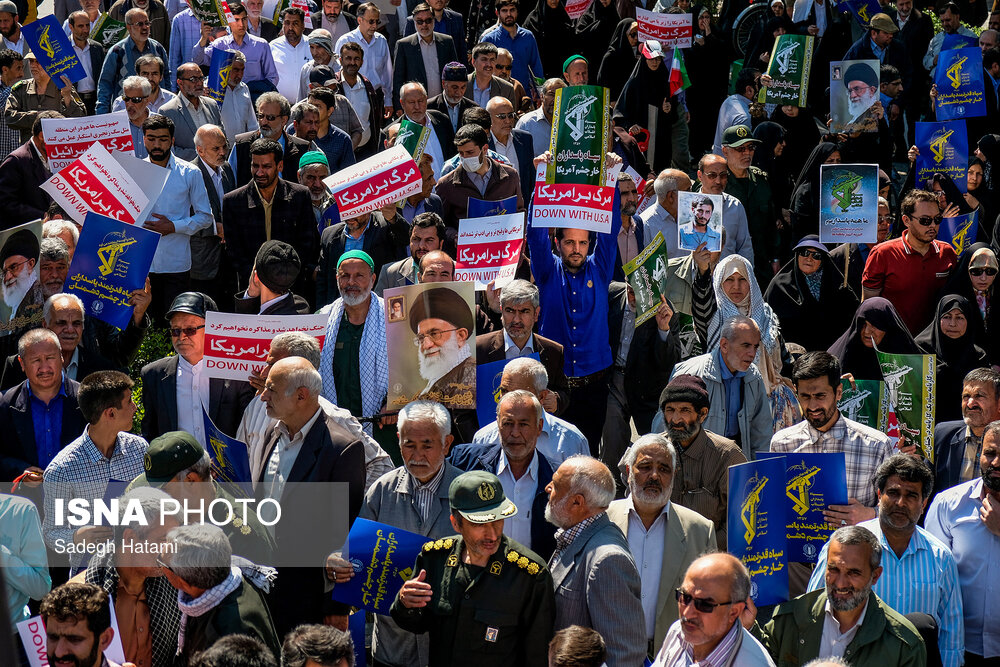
xmin=417 ymin=250 xmax=454 ymax=282
xmin=194 ymin=124 xmax=227 ymax=168
xmin=698 ymin=154 xmax=729 ymax=195
xmin=677 ymin=553 xmax=750 ymax=654
xmin=652 ymin=168 xmax=692 ymax=210
xmin=262 ymin=356 xmax=323 ymax=424
xmin=684 ymin=553 xmax=750 ymax=601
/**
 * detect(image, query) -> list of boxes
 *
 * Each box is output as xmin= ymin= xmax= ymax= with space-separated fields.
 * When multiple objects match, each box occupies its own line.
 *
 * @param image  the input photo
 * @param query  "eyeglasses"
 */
xmin=910 ymin=215 xmax=943 ymax=226
xmin=170 ymin=325 xmax=205 ymax=338
xmin=128 ymin=20 xmax=151 ymax=27
xmin=797 ymin=249 xmax=825 ymax=260
xmin=361 ymin=17 xmax=378 ymax=24
xmin=122 ymin=95 xmax=146 ymax=103
xmin=414 ymin=16 xmax=434 ymax=24
xmin=256 ymin=112 xmax=284 ymax=121
xmin=1 ymin=259 xmax=31 ymax=277
xmin=155 ymin=558 xmax=174 ymax=573
xmin=701 ymin=171 xmax=727 ymax=180
xmin=970 ymin=267 xmax=999 ymax=277
xmin=675 ymin=589 xmax=735 ymax=613
xmin=412 ymin=328 xmax=459 ymax=347
xmin=877 ymin=215 xmax=892 ymax=223
xmin=495 ymin=63 xmax=511 ymax=71
xmin=178 ymin=75 xmax=205 ymax=82
xmin=493 ymin=112 xmax=516 ymax=119
xmin=731 ymin=144 xmax=756 ymax=153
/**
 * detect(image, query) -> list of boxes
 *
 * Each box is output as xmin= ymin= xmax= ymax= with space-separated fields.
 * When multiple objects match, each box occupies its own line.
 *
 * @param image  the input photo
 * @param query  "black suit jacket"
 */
xmin=0 ymin=141 xmax=51 ymax=227
xmin=194 ymin=158 xmax=234 ymax=281
xmin=488 ymin=128 xmax=539 ymax=204
xmin=222 ymin=178 xmax=320 ymax=285
xmin=427 ymin=93 xmax=478 ymax=131
xmin=139 ymin=356 xmax=254 ymax=441
xmin=86 ymin=39 xmax=106 ymax=85
xmin=475 ymin=330 xmax=571 ymax=417
xmin=391 ymin=32 xmax=459 ymax=109
xmin=315 ymin=212 xmax=408 ymax=306
xmin=0 ymin=379 xmax=85 ymax=481
xmin=932 ymin=420 xmax=967 ymax=498
xmin=232 ymin=291 xmax=311 ymax=314
xmin=308 ymin=9 xmax=358 ymax=35
xmin=196 ymin=157 xmax=236 ymax=223
xmin=607 ymin=281 xmax=681 ymax=424
xmin=0 ymin=344 xmax=121 ymax=392
xmin=231 ymin=130 xmax=312 ymax=188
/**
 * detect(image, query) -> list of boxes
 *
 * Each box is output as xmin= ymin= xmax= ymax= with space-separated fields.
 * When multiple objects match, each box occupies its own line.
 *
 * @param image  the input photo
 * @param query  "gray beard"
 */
xmin=847 ymin=91 xmax=876 ymax=121
xmin=3 ymin=270 xmax=35 ymax=311
xmin=340 ymin=285 xmax=371 ymax=307
xmin=418 ymin=335 xmax=469 ymax=383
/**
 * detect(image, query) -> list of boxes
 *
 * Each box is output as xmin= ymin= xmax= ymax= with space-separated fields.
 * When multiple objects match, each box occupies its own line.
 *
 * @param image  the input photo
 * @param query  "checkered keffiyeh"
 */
xmin=551 ymin=512 xmax=606 ymax=563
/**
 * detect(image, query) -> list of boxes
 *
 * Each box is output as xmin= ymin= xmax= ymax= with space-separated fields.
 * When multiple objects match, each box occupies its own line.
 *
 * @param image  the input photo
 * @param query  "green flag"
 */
xmin=623 ymin=232 xmax=669 ymax=325
xmin=395 ymin=118 xmax=430 ymax=164
xmin=189 ymin=0 xmax=225 ymax=23
xmin=837 ymin=379 xmax=889 ymax=430
xmin=676 ymin=313 xmax=703 ymax=360
xmin=89 ymin=13 xmax=127 ymax=48
xmin=546 ymin=85 xmax=609 ymax=186
xmin=764 ymin=34 xmax=814 ymax=107
xmin=875 ymin=349 xmax=936 ymax=461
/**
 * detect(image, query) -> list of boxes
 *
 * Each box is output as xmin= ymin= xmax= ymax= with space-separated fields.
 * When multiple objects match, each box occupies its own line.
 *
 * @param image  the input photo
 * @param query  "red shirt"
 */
xmin=861 ymin=232 xmax=957 ymax=334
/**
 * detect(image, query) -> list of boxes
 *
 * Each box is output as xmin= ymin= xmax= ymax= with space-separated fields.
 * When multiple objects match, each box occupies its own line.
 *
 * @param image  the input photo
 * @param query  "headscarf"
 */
xmin=597 ymin=18 xmax=640 ymax=101
xmin=752 ymin=121 xmax=785 ymax=174
xmin=523 ymin=0 xmax=575 ymax=78
xmin=792 ymin=141 xmax=840 ymax=199
xmin=576 ymin=0 xmax=619 ymax=67
xmin=770 ymin=105 xmax=821 ymax=174
xmin=930 ymin=172 xmax=973 ymax=215
xmin=827 ymin=297 xmax=920 ymax=380
xmin=707 ymin=254 xmax=780 ymax=353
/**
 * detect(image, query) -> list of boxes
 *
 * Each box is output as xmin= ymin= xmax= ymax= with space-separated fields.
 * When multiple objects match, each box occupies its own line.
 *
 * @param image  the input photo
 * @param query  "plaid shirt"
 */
xmin=552 ymin=512 xmax=605 ymax=562
xmin=769 ymin=413 xmax=892 ymax=507
xmin=0 ymin=82 xmax=21 ymax=161
xmin=960 ymin=425 xmax=983 ymax=483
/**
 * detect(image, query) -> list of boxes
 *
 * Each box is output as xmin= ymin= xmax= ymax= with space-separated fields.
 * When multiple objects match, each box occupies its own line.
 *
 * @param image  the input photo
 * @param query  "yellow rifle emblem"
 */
xmin=930 ymin=129 xmax=954 ymax=164
xmin=97 ymin=237 xmax=137 ymax=276
xmin=786 ymin=465 xmax=821 ymax=516
xmin=38 ymin=24 xmax=56 ymax=59
xmin=949 ymin=214 xmax=976 ymax=252
xmin=947 ymin=56 xmax=968 ymax=90
xmin=741 ymin=476 xmax=768 ymax=542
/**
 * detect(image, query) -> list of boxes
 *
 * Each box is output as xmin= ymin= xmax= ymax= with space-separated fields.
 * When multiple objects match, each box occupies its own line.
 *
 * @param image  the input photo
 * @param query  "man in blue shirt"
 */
xmin=95 ymin=7 xmax=169 ymax=113
xmin=480 ymin=0 xmax=544 ymax=98
xmin=526 ymin=151 xmax=622 ymax=453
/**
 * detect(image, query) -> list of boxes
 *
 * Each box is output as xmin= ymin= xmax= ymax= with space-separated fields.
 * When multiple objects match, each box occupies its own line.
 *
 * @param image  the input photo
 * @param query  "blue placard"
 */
xmin=938 ymin=211 xmax=978 ymax=255
xmin=468 ymin=195 xmax=518 ymax=218
xmin=759 ymin=452 xmax=848 ymax=563
xmin=841 ymin=0 xmax=881 ymax=27
xmin=819 ymin=163 xmax=879 ymax=244
xmin=915 ymin=121 xmax=968 ymax=193
xmin=475 ymin=354 xmax=540 ymax=428
xmin=65 ymin=213 xmax=159 ymax=331
xmin=727 ymin=458 xmax=788 ymax=607
xmin=935 ymin=47 xmax=986 ymax=121
xmin=349 ymin=610 xmax=366 ymax=667
xmin=331 ymin=518 xmax=427 ymax=614
xmin=203 ymin=407 xmax=252 ymax=495
xmin=942 ymin=33 xmax=978 ymax=51
xmin=207 ymin=48 xmax=236 ymax=106
xmin=21 ymin=16 xmax=87 ymax=83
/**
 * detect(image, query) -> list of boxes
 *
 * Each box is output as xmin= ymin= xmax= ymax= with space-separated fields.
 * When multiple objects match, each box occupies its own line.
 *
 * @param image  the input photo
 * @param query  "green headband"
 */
xmin=337 ymin=249 xmax=374 ymax=272
xmin=562 ymin=55 xmax=587 ymax=72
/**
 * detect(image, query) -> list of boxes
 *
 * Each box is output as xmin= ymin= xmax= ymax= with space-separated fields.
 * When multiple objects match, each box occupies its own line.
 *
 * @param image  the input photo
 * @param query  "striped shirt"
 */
xmin=412 ymin=463 xmax=446 ymax=522
xmin=654 ymin=617 xmax=740 ymax=666
xmin=0 ymin=82 xmax=21 ymax=161
xmin=806 ymin=518 xmax=964 ymax=667
xmin=770 ymin=414 xmax=892 ymax=507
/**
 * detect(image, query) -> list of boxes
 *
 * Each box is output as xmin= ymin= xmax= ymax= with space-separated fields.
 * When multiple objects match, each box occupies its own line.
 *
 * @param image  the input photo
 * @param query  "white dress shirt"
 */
xmin=418 ymin=35 xmax=442 ymax=98
xmin=220 ymin=81 xmax=259 ymax=147
xmin=503 ymin=329 xmax=535 ymax=359
xmin=270 ymin=35 xmax=313 ymax=102
xmin=491 ymin=130 xmax=519 ymax=174
xmin=181 ymin=92 xmax=214 ymax=128
xmin=496 ymin=448 xmax=539 ymax=548
xmin=625 ymin=497 xmax=668 ymax=640
xmin=341 ymin=77 xmax=371 ymax=145
xmin=263 ymin=406 xmax=323 ymax=501
xmin=334 ymin=29 xmax=393 ymax=96
xmin=72 ymin=42 xmax=96 ymax=93
xmin=176 ymin=356 xmax=209 ymax=447
xmin=819 ymin=598 xmax=868 ymax=658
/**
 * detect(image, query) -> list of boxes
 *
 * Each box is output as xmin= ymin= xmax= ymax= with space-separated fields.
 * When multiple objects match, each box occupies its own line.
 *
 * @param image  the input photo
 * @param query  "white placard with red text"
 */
xmin=636 ymin=9 xmax=692 ymax=48
xmin=203 ymin=312 xmax=329 ymax=381
xmin=566 ymin=0 xmax=593 ymax=19
xmin=323 ymin=144 xmax=422 ymax=220
xmin=455 ymin=212 xmax=525 ymax=290
xmin=625 ymin=165 xmax=653 ymax=214
xmin=18 ymin=605 xmax=125 ymax=667
xmin=530 ymin=162 xmax=617 ymax=233
xmin=41 ymin=111 xmax=134 ymax=173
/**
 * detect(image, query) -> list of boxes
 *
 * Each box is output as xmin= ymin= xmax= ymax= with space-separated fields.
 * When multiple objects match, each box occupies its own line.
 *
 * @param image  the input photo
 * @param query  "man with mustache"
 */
xmin=933 ymin=368 xmax=1000 ymax=493
xmin=374 ymin=212 xmax=445 ymax=296
xmin=410 ymin=285 xmax=476 ymax=410
xmin=609 ymin=434 xmax=716 ymax=659
xmin=807 ymin=455 xmax=963 ymax=667
xmin=0 ymin=228 xmax=42 ymax=328
xmin=927 ymin=419 xmax=1000 ymax=666
xmin=41 ymin=583 xmax=120 ymax=667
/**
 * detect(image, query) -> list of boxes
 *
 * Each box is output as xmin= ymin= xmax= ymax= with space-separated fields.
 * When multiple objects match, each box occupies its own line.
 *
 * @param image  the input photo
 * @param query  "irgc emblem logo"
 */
xmin=831 ymin=172 xmax=864 ymax=212
xmin=97 ymin=231 xmax=137 ymax=279
xmin=774 ymin=40 xmax=801 ymax=76
xmin=565 ymin=92 xmax=598 ymax=142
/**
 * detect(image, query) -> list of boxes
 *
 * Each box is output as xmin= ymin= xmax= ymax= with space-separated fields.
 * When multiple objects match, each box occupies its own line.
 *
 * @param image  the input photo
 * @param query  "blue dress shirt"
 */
xmin=480 ymin=24 xmax=545 ymax=99
xmin=28 ymin=381 xmax=67 ymax=471
xmin=717 ymin=346 xmax=744 ymax=439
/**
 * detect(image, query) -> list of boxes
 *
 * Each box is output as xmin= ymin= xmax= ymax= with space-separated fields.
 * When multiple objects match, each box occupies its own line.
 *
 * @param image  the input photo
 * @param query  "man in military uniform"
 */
xmin=390 ymin=470 xmax=555 ymax=666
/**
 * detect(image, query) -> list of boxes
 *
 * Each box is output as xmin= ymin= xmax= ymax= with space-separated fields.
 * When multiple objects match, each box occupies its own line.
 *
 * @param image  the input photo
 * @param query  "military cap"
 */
xmin=449 ymin=471 xmax=517 ymax=523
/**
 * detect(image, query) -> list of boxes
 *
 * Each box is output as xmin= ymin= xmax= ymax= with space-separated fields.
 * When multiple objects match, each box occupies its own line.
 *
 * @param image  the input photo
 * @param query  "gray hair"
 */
xmin=166 ymin=524 xmax=232 ymax=589
xmin=124 ymin=7 xmax=148 ymax=24
xmin=829 ymin=525 xmax=882 ymax=572
xmin=290 ymin=101 xmax=319 ymax=123
xmin=193 ymin=124 xmax=226 ymax=147
xmin=400 ymin=81 xmax=428 ymax=99
xmin=114 ymin=487 xmax=173 ymax=547
xmin=720 ymin=315 xmax=758 ymax=341
xmin=542 ymin=77 xmax=566 ymax=95
xmin=174 ymin=450 xmax=211 ymax=482
xmin=496 ymin=388 xmax=543 ymax=422
xmin=134 ymin=54 xmax=164 ymax=75
xmin=271 ymin=332 xmax=321 ymax=369
xmin=43 ymin=220 xmax=79 ymax=245
xmin=39 ymin=237 xmax=69 ymax=264
xmin=256 ymin=91 xmax=291 ymax=116
xmin=43 ymin=293 xmax=85 ymax=326
xmin=298 ymin=161 xmax=329 ymax=180
xmin=984 ymin=419 xmax=1000 ymax=444
xmin=503 ymin=356 xmax=548 ymax=393
xmin=803 ymin=659 xmax=852 ymax=667
xmin=561 ymin=455 xmax=616 ymax=510
xmin=622 ymin=433 xmax=677 ymax=470
xmin=121 ymin=74 xmax=152 ymax=97
xmin=397 ymin=400 xmax=451 ymax=442
xmin=499 ymin=279 xmax=539 ymax=309
xmin=652 ymin=169 xmax=681 ymax=201
xmin=17 ymin=328 xmax=60 ymax=358
xmin=877 ymin=196 xmax=889 ymax=209
xmin=282 ymin=365 xmax=323 ymax=397
xmin=231 ymin=50 xmax=246 ymax=64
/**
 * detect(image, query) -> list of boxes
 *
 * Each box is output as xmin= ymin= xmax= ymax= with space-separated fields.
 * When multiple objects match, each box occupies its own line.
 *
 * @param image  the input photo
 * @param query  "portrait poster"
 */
xmin=0 ymin=220 xmax=43 ymax=338
xmin=64 ymin=213 xmax=159 ymax=330
xmin=202 ymin=312 xmax=328 ymax=381
xmin=454 ymin=212 xmax=525 ymax=290
xmin=635 ymin=9 xmax=692 ymax=49
xmin=838 ymin=378 xmax=889 ymax=430
xmin=331 ymin=518 xmax=426 ymax=614
xmin=819 ymin=163 xmax=878 ymax=244
xmin=468 ymin=195 xmax=518 ymax=218
xmin=385 ymin=282 xmax=477 ymax=411
xmin=89 ymin=13 xmax=127 ymax=48
xmin=207 ymin=48 xmax=237 ymax=105
xmin=727 ymin=458 xmax=788 ymax=606
xmin=475 ymin=354 xmax=540 ymax=428
xmin=935 ymin=47 xmax=986 ymax=121
xmin=21 ymin=16 xmax=87 ymax=83
xmin=875 ymin=348 xmax=936 ymax=461
xmin=546 ymin=85 xmax=609 ymax=186
xmin=937 ymin=211 xmax=978 ymax=255
xmin=42 ymin=111 xmax=135 ymax=173
xmin=915 ymin=121 xmax=968 ymax=193
xmin=203 ymin=406 xmax=252 ymax=494
xmin=623 ymin=231 xmax=669 ymax=325
xmin=676 ymin=191 xmax=723 ymax=252
xmin=829 ymin=59 xmax=880 ymax=133
xmin=764 ymin=34 xmax=813 ymax=107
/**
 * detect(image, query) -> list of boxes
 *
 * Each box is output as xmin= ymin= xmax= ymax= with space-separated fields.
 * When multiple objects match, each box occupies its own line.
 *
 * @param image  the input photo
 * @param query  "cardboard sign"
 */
xmin=455 ymin=212 xmax=525 ymax=289
xmin=636 ymin=9 xmax=692 ymax=48
xmin=42 ymin=112 xmax=135 ymax=175
xmin=21 ymin=16 xmax=87 ymax=83
xmin=203 ymin=312 xmax=328 ymax=381
xmin=322 ymin=144 xmax=422 ymax=219
xmin=819 ymin=163 xmax=878 ymax=244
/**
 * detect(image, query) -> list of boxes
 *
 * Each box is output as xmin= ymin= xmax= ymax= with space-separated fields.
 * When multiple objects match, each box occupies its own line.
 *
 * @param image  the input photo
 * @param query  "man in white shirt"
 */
xmin=67 ymin=10 xmax=100 ymax=113
xmin=270 ymin=7 xmax=311 ymax=103
xmin=220 ymin=53 xmax=259 ymax=148
xmin=0 ymin=2 xmax=27 ymax=56
xmin=334 ymin=2 xmax=392 ymax=116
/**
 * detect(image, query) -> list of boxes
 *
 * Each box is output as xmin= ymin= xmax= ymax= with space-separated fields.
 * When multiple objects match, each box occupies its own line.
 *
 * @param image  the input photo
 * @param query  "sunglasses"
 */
xmin=911 ymin=215 xmax=943 ymax=227
xmin=493 ymin=112 xmax=516 ymax=119
xmin=495 ymin=63 xmax=511 ymax=70
xmin=178 ymin=75 xmax=205 ymax=82
xmin=414 ymin=16 xmax=434 ymax=24
xmin=169 ymin=325 xmax=205 ymax=338
xmin=256 ymin=112 xmax=284 ymax=121
xmin=122 ymin=95 xmax=146 ymax=103
xmin=797 ymin=249 xmax=825 ymax=260
xmin=129 ymin=20 xmax=151 ymax=26
xmin=675 ymin=588 xmax=735 ymax=613
xmin=970 ymin=267 xmax=999 ymax=277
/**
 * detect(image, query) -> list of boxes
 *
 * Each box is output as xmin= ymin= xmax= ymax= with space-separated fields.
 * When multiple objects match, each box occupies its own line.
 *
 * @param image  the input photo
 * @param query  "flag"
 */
xmin=669 ymin=46 xmax=690 ymax=96
xmin=885 ymin=402 xmax=901 ymax=450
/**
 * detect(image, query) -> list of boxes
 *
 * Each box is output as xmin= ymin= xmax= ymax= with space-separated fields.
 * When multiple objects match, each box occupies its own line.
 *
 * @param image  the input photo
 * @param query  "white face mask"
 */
xmin=461 ymin=152 xmax=483 ymax=173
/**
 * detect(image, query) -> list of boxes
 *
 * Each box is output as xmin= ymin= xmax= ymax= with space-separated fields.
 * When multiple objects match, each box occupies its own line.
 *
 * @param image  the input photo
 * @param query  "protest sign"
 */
xmin=676 ymin=313 xmax=703 ymax=360
xmin=566 ymin=0 xmax=593 ymax=18
xmin=875 ymin=348 xmax=936 ymax=461
xmin=531 ymin=180 xmax=616 ymax=233
xmin=728 ymin=458 xmax=788 ymax=606
xmin=468 ymin=195 xmax=518 ymax=217
xmin=942 ymin=33 xmax=978 ymax=50
xmin=42 ymin=111 xmax=135 ymax=174
xmin=830 ymin=60 xmax=880 ymax=133
xmin=331 ymin=518 xmax=427 ymax=614
xmin=0 ymin=221 xmax=43 ymax=338
xmin=385 ymin=282 xmax=477 ymax=411
xmin=41 ymin=143 xmax=169 ymax=226
xmin=207 ymin=49 xmax=237 ymax=105
xmin=546 ymin=85 xmax=609 ymax=186
xmin=22 ymin=16 xmax=87 ymax=83
xmin=819 ymin=163 xmax=878 ymax=244
xmin=203 ymin=312 xmax=328 ymax=381
xmin=935 ymin=47 xmax=986 ymax=121
xmin=677 ymin=192 xmax=723 ymax=252
xmin=838 ymin=378 xmax=889 ymax=430
xmin=394 ymin=117 xmax=431 ymax=163
xmin=915 ymin=121 xmax=968 ymax=192
xmin=89 ymin=12 xmax=127 ymax=48
xmin=204 ymin=406 xmax=252 ymax=494
xmin=65 ymin=213 xmax=159 ymax=330
xmin=759 ymin=452 xmax=848 ymax=563
xmin=623 ymin=232 xmax=669 ymax=325
xmin=938 ymin=211 xmax=978 ymax=256
xmin=190 ymin=0 xmax=225 ymax=22
xmin=635 ymin=9 xmax=692 ymax=48
xmin=455 ymin=212 xmax=525 ymax=289
xmin=841 ymin=0 xmax=881 ymax=27
xmin=264 ymin=0 xmax=313 ymax=27
xmin=323 ymin=144 xmax=422 ymax=219
xmin=19 ymin=607 xmax=126 ymax=667
xmin=624 ymin=165 xmax=651 ymax=213
xmin=764 ymin=34 xmax=813 ymax=107
xmin=476 ymin=354 xmax=540 ymax=428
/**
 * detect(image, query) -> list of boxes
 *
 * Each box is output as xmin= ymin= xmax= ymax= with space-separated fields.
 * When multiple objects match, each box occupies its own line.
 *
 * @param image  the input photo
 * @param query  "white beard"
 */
xmin=340 ymin=284 xmax=371 ymax=307
xmin=847 ymin=89 xmax=877 ymax=122
xmin=628 ymin=476 xmax=672 ymax=508
xmin=418 ymin=334 xmax=470 ymax=385
xmin=3 ymin=269 xmax=35 ymax=314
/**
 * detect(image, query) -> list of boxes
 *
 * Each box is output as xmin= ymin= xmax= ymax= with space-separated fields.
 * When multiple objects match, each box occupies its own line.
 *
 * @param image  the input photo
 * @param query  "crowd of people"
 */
xmin=1 ymin=0 xmax=1000 ymax=663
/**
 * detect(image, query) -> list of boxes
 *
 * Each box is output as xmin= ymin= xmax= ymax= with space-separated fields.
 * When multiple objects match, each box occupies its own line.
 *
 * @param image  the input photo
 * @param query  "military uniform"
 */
xmin=390 ymin=534 xmax=555 ymax=667
xmin=726 ymin=166 xmax=777 ymax=284
xmin=3 ymin=78 xmax=87 ymax=143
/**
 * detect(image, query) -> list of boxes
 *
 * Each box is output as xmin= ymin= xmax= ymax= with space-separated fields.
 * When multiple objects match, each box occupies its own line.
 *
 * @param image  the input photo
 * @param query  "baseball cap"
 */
xmin=640 ymin=39 xmax=664 ymax=59
xmin=141 ymin=431 xmax=205 ymax=485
